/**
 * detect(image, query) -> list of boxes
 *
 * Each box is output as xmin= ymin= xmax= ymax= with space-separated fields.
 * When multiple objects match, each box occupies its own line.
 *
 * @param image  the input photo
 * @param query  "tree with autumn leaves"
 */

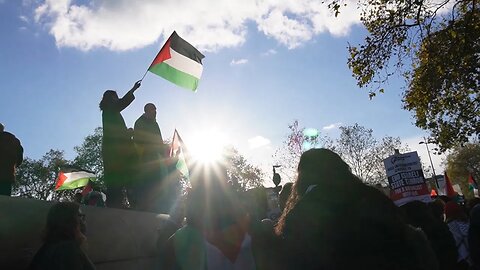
xmin=328 ymin=0 xmax=479 ymax=151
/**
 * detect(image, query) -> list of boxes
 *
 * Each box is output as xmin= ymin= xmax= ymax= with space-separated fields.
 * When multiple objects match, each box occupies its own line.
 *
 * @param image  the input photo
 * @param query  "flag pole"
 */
xmin=140 ymin=69 xmax=149 ymax=82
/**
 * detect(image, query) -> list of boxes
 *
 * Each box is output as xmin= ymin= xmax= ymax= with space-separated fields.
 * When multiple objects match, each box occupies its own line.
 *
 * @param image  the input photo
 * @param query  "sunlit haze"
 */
xmin=0 ymin=0 xmax=447 ymax=185
xmin=187 ymin=129 xmax=229 ymax=164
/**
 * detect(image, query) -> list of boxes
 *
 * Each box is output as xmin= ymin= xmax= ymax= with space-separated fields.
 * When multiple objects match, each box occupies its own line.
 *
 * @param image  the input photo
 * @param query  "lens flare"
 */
xmin=188 ymin=129 xmax=228 ymax=164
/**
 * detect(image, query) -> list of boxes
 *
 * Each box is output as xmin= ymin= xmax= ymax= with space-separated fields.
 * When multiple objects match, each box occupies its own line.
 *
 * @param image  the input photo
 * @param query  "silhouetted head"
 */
xmin=0 ymin=123 xmax=4 ymax=133
xmin=144 ymin=103 xmax=157 ymax=120
xmin=99 ymin=90 xmax=119 ymax=111
xmin=296 ymin=148 xmax=353 ymax=196
xmin=276 ymin=148 xmax=359 ymax=235
xmin=279 ymin=182 xmax=293 ymax=211
xmin=44 ymin=202 xmax=86 ymax=243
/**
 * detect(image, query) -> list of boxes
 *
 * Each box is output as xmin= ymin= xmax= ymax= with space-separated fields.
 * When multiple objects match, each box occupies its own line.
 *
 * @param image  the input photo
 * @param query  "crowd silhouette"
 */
xmin=3 ymin=81 xmax=480 ymax=269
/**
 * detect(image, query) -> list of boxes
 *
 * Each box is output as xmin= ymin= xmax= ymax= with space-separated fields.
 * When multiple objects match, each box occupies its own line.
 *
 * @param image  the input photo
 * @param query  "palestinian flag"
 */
xmin=170 ymin=129 xmax=189 ymax=178
xmin=444 ymin=171 xmax=457 ymax=198
xmin=148 ymin=31 xmax=205 ymax=91
xmin=469 ymin=174 xmax=478 ymax=190
xmin=55 ymin=167 xmax=96 ymax=191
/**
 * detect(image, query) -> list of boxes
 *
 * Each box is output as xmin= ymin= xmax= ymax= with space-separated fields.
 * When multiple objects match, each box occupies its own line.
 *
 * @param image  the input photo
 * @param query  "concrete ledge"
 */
xmin=0 ymin=196 xmax=170 ymax=270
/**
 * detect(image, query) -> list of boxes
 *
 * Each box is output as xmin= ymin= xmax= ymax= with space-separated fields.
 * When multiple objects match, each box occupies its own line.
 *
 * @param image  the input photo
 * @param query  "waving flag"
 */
xmin=55 ymin=166 xmax=96 ymax=191
xmin=469 ymin=174 xmax=478 ymax=190
xmin=444 ymin=171 xmax=456 ymax=198
xmin=148 ymin=31 xmax=205 ymax=91
xmin=170 ymin=129 xmax=189 ymax=178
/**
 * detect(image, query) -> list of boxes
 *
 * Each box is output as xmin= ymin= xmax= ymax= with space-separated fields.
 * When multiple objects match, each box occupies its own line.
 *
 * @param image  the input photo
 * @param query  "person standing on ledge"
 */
xmin=0 ymin=123 xmax=23 ymax=196
xmin=133 ymin=103 xmax=168 ymax=211
xmin=99 ymin=80 xmax=141 ymax=208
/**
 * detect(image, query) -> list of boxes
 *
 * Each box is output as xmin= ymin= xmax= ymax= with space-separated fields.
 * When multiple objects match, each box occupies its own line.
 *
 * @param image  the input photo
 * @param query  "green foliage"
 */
xmin=13 ymin=149 xmax=74 ymax=201
xmin=405 ymin=5 xmax=480 ymax=150
xmin=445 ymin=142 xmax=480 ymax=198
xmin=73 ymin=127 xmax=105 ymax=190
xmin=13 ymin=128 xmax=106 ymax=200
xmin=224 ymin=147 xmax=265 ymax=191
xmin=345 ymin=0 xmax=479 ymax=150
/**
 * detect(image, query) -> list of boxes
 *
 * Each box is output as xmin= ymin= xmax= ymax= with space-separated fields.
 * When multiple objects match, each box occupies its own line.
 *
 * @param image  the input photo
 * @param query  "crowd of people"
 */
xmin=28 ymin=148 xmax=480 ymax=270
xmin=3 ymin=81 xmax=480 ymax=269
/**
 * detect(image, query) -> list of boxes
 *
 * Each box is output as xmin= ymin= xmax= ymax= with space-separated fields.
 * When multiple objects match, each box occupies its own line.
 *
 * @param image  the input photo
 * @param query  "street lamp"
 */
xmin=419 ymin=137 xmax=439 ymax=188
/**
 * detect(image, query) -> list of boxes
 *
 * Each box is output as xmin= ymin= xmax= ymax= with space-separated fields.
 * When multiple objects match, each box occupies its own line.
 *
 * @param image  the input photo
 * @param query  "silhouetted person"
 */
xmin=0 ymin=123 xmax=23 ymax=196
xmin=278 ymin=182 xmax=293 ymax=211
xmin=402 ymin=200 xmax=458 ymax=270
xmin=29 ymin=202 xmax=95 ymax=270
xmin=160 ymin=164 xmax=271 ymax=270
xmin=430 ymin=198 xmax=446 ymax=222
xmin=275 ymin=148 xmax=435 ymax=270
xmin=469 ymin=204 xmax=480 ymax=270
xmin=100 ymin=80 xmax=141 ymax=208
xmin=445 ymin=201 xmax=472 ymax=268
xmin=132 ymin=103 xmax=167 ymax=211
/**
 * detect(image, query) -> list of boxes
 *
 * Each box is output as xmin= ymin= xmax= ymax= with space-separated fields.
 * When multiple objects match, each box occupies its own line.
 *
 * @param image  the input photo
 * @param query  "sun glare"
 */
xmin=188 ymin=129 xmax=228 ymax=164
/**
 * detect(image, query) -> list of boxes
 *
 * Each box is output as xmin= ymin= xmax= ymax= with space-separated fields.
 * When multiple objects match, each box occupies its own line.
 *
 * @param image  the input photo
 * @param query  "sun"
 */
xmin=187 ymin=129 xmax=228 ymax=164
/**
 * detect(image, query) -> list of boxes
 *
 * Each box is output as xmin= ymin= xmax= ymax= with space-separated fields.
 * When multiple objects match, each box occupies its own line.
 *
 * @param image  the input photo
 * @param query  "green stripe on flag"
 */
xmin=176 ymin=151 xmax=189 ymax=178
xmin=56 ymin=177 xmax=92 ymax=191
xmin=149 ymin=62 xmax=200 ymax=91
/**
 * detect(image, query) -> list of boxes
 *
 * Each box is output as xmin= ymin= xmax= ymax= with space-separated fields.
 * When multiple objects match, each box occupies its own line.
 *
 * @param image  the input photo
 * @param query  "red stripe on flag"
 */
xmin=55 ymin=172 xmax=67 ymax=190
xmin=149 ymin=39 xmax=172 ymax=68
xmin=170 ymin=129 xmax=179 ymax=157
xmin=81 ymin=181 xmax=93 ymax=196
xmin=444 ymin=171 xmax=456 ymax=198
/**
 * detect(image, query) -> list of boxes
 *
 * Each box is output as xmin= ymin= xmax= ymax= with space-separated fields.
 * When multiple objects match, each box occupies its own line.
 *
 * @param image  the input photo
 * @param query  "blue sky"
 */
xmin=0 ymin=0 xmax=445 ymax=183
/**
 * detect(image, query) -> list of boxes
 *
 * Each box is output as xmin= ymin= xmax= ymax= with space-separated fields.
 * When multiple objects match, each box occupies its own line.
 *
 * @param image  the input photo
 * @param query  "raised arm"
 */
xmin=117 ymin=80 xmax=141 ymax=112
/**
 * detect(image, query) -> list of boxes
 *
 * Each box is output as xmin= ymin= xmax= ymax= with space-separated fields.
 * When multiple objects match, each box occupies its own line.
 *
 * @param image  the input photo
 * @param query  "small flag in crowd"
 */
xmin=80 ymin=180 xmax=93 ymax=196
xmin=148 ymin=31 xmax=205 ymax=91
xmin=444 ymin=171 xmax=456 ymax=198
xmin=469 ymin=174 xmax=478 ymax=190
xmin=55 ymin=166 xmax=96 ymax=191
xmin=170 ymin=129 xmax=189 ymax=178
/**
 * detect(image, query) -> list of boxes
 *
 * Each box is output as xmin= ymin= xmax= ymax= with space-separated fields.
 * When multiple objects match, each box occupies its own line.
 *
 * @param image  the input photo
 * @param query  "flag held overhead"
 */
xmin=148 ymin=31 xmax=205 ymax=91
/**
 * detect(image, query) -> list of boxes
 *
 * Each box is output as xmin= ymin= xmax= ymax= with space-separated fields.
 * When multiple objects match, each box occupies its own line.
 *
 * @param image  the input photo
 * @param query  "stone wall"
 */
xmin=0 ymin=195 xmax=171 ymax=270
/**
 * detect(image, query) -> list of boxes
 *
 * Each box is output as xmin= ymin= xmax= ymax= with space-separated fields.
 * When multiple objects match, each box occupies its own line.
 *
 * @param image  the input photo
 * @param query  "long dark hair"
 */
xmin=44 ymin=202 xmax=81 ymax=243
xmin=275 ymin=148 xmax=356 ymax=235
xmin=99 ymin=90 xmax=117 ymax=111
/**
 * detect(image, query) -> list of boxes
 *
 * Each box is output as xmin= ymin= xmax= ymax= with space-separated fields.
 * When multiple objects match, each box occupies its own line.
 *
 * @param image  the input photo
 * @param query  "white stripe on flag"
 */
xmin=64 ymin=172 xmax=95 ymax=183
xmin=164 ymin=48 xmax=203 ymax=79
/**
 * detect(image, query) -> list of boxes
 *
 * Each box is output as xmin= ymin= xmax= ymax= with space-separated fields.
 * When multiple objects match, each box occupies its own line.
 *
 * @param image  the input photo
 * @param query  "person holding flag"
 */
xmin=100 ymin=80 xmax=141 ymax=208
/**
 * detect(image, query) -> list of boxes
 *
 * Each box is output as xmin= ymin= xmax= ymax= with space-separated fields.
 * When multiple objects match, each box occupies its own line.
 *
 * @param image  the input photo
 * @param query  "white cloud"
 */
xmin=230 ymin=58 xmax=248 ymax=66
xmin=19 ymin=15 xmax=29 ymax=23
xmin=261 ymin=49 xmax=277 ymax=56
xmin=322 ymin=122 xmax=342 ymax=130
xmin=32 ymin=0 xmax=362 ymax=52
xmin=248 ymin=136 xmax=271 ymax=149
